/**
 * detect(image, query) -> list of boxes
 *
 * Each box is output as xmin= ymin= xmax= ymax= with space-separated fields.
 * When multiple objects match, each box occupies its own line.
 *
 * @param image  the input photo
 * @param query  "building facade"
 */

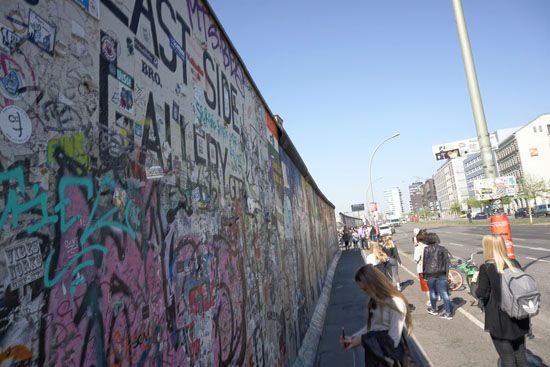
xmin=496 ymin=114 xmax=550 ymax=207
xmin=433 ymin=157 xmax=469 ymax=214
xmin=422 ymin=178 xmax=438 ymax=213
xmin=384 ymin=187 xmax=405 ymax=218
xmin=408 ymin=181 xmax=424 ymax=213
xmin=463 ymin=127 xmax=519 ymax=197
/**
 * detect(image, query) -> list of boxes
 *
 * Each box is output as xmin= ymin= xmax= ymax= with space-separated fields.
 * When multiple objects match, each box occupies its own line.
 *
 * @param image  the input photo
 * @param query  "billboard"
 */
xmin=432 ymin=135 xmax=498 ymax=161
xmin=369 ymin=202 xmax=378 ymax=212
xmin=351 ymin=203 xmax=365 ymax=212
xmin=473 ymin=176 xmax=518 ymax=201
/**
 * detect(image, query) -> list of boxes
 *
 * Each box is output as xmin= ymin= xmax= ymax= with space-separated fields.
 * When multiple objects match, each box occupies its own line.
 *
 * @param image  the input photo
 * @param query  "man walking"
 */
xmin=423 ymin=233 xmax=453 ymax=319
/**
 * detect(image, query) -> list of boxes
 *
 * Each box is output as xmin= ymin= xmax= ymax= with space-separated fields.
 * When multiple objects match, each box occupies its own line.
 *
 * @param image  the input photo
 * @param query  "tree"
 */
xmin=420 ymin=207 xmax=432 ymax=218
xmin=449 ymin=201 xmax=462 ymax=217
xmin=518 ymin=176 xmax=549 ymax=224
xmin=466 ymin=197 xmax=481 ymax=209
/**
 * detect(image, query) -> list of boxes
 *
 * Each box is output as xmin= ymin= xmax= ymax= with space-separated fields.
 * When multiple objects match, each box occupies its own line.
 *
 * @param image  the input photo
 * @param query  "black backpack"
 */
xmin=423 ymin=245 xmax=449 ymax=277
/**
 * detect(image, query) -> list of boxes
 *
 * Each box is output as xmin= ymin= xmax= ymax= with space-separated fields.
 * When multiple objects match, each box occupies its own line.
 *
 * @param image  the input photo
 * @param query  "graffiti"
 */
xmin=0 ymin=0 xmax=337 ymax=366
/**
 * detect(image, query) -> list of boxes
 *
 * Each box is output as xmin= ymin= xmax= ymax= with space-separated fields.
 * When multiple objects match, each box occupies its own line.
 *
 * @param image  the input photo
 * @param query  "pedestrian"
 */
xmin=467 ymin=210 xmax=472 ymax=223
xmin=413 ymin=229 xmax=431 ymax=306
xmin=339 ymin=265 xmax=414 ymax=366
xmin=475 ymin=235 xmax=530 ymax=367
xmin=423 ymin=233 xmax=453 ymax=319
xmin=383 ymin=236 xmax=402 ymax=291
xmin=352 ymin=227 xmax=360 ymax=249
xmin=358 ymin=225 xmax=367 ymax=249
xmin=366 ymin=225 xmax=373 ymax=248
xmin=342 ymin=226 xmax=351 ymax=250
xmin=367 ymin=241 xmax=392 ymax=281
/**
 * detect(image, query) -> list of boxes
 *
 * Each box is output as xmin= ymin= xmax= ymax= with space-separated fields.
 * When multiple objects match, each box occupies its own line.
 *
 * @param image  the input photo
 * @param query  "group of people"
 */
xmin=339 ymin=225 xmax=379 ymax=250
xmin=339 ymin=228 xmax=535 ymax=367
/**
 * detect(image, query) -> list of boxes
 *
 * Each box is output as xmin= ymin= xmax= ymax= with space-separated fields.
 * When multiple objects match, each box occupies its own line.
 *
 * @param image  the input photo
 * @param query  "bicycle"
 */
xmin=448 ymin=250 xmax=483 ymax=293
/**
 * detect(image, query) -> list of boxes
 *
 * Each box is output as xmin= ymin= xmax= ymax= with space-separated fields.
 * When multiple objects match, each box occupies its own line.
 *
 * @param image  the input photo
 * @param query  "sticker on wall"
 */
xmin=146 ymin=165 xmax=164 ymax=179
xmin=0 ymin=105 xmax=32 ymax=144
xmin=0 ymin=69 xmax=22 ymax=100
xmin=169 ymin=36 xmax=186 ymax=62
xmin=72 ymin=0 xmax=100 ymax=19
xmin=101 ymin=31 xmax=117 ymax=75
xmin=3 ymin=238 xmax=44 ymax=290
xmin=118 ymin=85 xmax=134 ymax=114
xmin=0 ymin=24 xmax=22 ymax=53
xmin=135 ymin=37 xmax=158 ymax=68
xmin=135 ymin=122 xmax=143 ymax=137
xmin=126 ymin=37 xmax=134 ymax=55
xmin=27 ymin=9 xmax=56 ymax=55
xmin=116 ymin=67 xmax=134 ymax=89
xmin=172 ymin=101 xmax=180 ymax=121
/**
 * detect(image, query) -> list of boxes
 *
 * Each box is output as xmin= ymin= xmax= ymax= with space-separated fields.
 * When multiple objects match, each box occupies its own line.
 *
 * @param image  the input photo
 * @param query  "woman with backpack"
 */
xmin=339 ymin=265 xmax=415 ymax=366
xmin=383 ymin=237 xmax=402 ymax=291
xmin=476 ymin=235 xmax=530 ymax=367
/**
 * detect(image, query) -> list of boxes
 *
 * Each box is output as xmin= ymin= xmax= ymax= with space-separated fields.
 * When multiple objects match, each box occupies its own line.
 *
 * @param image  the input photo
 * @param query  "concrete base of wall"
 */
xmin=293 ymin=250 xmax=341 ymax=366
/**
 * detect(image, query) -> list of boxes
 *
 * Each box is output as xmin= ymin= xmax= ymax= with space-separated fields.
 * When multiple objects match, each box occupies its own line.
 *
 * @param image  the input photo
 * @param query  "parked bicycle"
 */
xmin=448 ymin=250 xmax=483 ymax=298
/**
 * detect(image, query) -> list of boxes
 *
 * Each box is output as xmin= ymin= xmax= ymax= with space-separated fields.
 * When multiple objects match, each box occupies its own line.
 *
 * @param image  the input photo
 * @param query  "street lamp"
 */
xmin=369 ymin=132 xmax=400 ymax=208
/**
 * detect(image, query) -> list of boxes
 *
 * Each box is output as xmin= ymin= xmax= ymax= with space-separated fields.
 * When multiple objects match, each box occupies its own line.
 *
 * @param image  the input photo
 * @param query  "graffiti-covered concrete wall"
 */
xmin=0 ymin=0 xmax=338 ymax=366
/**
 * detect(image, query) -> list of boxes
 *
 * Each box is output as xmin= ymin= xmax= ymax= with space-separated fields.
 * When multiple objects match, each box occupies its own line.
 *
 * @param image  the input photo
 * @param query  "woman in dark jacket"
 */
xmin=475 ymin=235 xmax=530 ymax=367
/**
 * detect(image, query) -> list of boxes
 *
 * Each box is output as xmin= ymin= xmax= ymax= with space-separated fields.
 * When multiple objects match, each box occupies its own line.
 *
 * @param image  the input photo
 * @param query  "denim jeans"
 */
xmin=427 ymin=275 xmax=452 ymax=314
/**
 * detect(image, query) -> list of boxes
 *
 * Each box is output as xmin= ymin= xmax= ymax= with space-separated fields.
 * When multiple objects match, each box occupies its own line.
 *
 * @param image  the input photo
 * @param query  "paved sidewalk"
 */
xmin=315 ymin=249 xmax=429 ymax=366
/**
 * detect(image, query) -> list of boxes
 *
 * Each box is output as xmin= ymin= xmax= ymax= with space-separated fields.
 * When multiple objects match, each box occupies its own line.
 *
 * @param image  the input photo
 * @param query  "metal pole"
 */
xmin=452 ymin=0 xmax=496 ymax=179
xmin=369 ymin=133 xmax=400 ymax=205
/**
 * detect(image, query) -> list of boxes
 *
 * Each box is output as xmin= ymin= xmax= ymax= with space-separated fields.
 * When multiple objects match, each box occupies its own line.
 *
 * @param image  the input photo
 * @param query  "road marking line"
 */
xmin=449 ymin=242 xmax=464 ymax=247
xmin=513 ymin=245 xmax=550 ymax=252
xmin=526 ymin=257 xmax=550 ymax=264
xmin=456 ymin=308 xmax=484 ymax=330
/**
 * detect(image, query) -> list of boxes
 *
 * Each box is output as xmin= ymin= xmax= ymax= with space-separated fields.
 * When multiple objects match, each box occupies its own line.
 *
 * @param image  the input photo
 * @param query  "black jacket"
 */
xmin=422 ymin=244 xmax=450 ymax=279
xmin=475 ymin=262 xmax=530 ymax=340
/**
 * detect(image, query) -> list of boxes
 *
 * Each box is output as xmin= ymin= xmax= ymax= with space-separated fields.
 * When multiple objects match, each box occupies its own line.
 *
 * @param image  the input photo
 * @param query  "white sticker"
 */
xmin=0 ymin=105 xmax=32 ymax=144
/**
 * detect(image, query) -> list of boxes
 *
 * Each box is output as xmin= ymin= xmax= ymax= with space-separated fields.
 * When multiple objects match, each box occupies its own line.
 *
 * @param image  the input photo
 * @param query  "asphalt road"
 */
xmin=394 ymin=222 xmax=550 ymax=364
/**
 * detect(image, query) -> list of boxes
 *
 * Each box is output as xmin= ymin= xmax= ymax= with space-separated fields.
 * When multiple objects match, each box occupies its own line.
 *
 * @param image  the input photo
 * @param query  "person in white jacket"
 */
xmin=413 ymin=229 xmax=431 ymax=304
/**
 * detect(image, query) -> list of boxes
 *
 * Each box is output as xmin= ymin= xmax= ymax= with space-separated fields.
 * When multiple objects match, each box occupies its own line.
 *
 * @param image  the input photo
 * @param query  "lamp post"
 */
xmin=369 ymin=133 xmax=400 ymax=207
xmin=452 ymin=0 xmax=516 ymax=259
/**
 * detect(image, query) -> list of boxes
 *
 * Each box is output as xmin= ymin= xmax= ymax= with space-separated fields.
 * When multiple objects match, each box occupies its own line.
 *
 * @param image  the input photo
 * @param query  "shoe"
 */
xmin=440 ymin=312 xmax=453 ymax=320
xmin=427 ymin=308 xmax=438 ymax=316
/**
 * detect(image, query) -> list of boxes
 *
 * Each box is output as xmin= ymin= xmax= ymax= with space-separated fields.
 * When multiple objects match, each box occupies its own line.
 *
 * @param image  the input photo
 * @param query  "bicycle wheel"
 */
xmin=448 ymin=269 xmax=463 ymax=291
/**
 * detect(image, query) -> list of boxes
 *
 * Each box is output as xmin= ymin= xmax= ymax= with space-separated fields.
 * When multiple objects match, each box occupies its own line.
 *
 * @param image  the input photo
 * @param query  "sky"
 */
xmin=207 ymin=0 xmax=550 ymax=215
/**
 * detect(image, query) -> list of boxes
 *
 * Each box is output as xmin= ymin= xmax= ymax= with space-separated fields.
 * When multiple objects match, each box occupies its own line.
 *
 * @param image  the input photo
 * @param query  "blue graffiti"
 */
xmin=0 ymin=166 xmax=140 ymax=294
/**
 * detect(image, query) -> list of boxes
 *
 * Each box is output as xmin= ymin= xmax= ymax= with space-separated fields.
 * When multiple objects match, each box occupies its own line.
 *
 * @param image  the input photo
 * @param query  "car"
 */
xmin=389 ymin=218 xmax=401 ymax=227
xmin=378 ymin=223 xmax=393 ymax=237
xmin=473 ymin=212 xmax=488 ymax=220
xmin=514 ymin=208 xmax=528 ymax=218
xmin=533 ymin=204 xmax=550 ymax=217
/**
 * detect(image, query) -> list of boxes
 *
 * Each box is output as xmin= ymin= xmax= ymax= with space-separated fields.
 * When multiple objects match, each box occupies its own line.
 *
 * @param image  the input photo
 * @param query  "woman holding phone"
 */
xmin=339 ymin=264 xmax=414 ymax=365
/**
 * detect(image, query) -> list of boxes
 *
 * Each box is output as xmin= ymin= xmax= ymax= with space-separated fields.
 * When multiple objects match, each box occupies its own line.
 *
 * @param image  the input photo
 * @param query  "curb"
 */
xmin=293 ymin=250 xmax=342 ymax=367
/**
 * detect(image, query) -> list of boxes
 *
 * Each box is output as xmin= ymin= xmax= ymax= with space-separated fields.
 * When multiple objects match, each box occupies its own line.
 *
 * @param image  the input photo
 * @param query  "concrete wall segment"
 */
xmin=0 ymin=1 xmax=337 ymax=366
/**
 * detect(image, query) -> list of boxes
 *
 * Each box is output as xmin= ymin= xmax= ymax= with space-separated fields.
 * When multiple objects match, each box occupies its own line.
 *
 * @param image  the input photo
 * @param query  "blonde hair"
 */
xmin=384 ymin=237 xmax=395 ymax=249
xmin=370 ymin=242 xmax=389 ymax=263
xmin=355 ymin=265 xmax=412 ymax=331
xmin=482 ymin=235 xmax=517 ymax=274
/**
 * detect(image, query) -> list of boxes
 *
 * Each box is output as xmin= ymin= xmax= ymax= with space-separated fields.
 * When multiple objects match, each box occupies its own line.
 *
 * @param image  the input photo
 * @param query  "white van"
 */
xmin=379 ymin=223 xmax=393 ymax=237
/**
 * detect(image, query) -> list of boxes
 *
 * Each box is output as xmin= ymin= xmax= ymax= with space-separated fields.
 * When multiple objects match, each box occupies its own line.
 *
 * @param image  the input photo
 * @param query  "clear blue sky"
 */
xmin=208 ymin=0 xmax=550 ymax=214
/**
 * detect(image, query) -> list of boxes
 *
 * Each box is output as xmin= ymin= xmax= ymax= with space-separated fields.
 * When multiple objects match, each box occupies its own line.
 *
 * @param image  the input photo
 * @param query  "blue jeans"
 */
xmin=427 ymin=275 xmax=452 ymax=314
